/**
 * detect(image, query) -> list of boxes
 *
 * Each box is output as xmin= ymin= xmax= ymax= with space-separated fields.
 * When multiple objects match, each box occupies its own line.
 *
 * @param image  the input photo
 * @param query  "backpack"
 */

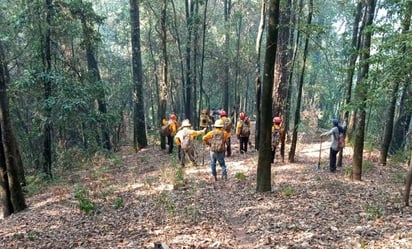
xmin=181 ymin=132 xmax=193 ymax=152
xmin=239 ymin=121 xmax=250 ymax=137
xmin=210 ymin=131 xmax=225 ymax=152
xmin=160 ymin=123 xmax=171 ymax=136
xmin=200 ymin=115 xmax=208 ymax=127
xmin=223 ymin=118 xmax=232 ymax=132
xmin=272 ymin=128 xmax=280 ymax=150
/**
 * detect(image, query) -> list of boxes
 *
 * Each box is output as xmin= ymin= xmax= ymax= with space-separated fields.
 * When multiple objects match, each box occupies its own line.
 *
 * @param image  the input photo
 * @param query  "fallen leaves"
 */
xmin=1 ymin=140 xmax=412 ymax=249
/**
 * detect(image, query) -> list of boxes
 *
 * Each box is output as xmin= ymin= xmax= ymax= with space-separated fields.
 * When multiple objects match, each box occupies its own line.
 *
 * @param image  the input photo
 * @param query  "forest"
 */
xmin=1 ymin=0 xmax=412 ymax=248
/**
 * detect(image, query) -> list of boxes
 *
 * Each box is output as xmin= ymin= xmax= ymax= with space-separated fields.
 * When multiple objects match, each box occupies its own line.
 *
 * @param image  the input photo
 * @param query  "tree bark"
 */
xmin=43 ymin=0 xmax=53 ymax=178
xmin=404 ymin=131 xmax=412 ymax=206
xmin=273 ymin=0 xmax=292 ymax=163
xmin=0 ymin=41 xmax=27 ymax=218
xmin=223 ymin=0 xmax=231 ymax=112
xmin=289 ymin=0 xmax=312 ymax=163
xmin=254 ymin=0 xmax=266 ymax=151
xmin=380 ymin=2 xmax=411 ymax=165
xmin=185 ymin=0 xmax=194 ymax=121
xmin=338 ymin=2 xmax=362 ymax=168
xmin=256 ymin=0 xmax=279 ymax=192
xmin=352 ymin=0 xmax=376 ymax=181
xmin=129 ymin=0 xmax=148 ymax=151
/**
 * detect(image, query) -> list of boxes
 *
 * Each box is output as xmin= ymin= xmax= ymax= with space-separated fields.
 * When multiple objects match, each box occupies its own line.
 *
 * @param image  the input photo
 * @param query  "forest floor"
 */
xmin=1 ymin=125 xmax=412 ymax=249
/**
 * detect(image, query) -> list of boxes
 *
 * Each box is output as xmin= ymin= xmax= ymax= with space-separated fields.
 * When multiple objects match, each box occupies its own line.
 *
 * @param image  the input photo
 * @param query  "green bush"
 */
xmin=364 ymin=204 xmax=383 ymax=220
xmin=235 ymin=172 xmax=246 ymax=180
xmin=74 ymin=187 xmax=99 ymax=214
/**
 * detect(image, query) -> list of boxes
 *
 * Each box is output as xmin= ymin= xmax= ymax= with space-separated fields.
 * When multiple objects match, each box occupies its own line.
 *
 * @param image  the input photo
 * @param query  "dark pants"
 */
xmin=271 ymin=146 xmax=277 ymax=163
xmin=178 ymin=146 xmax=196 ymax=166
xmin=226 ymin=137 xmax=231 ymax=157
xmin=329 ymin=147 xmax=339 ymax=172
xmin=167 ymin=135 xmax=174 ymax=153
xmin=239 ymin=136 xmax=249 ymax=153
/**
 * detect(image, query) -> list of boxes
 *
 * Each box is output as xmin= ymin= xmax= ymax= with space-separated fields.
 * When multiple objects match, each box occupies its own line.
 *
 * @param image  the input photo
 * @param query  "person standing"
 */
xmin=219 ymin=110 xmax=232 ymax=157
xmin=271 ymin=117 xmax=283 ymax=163
xmin=236 ymin=112 xmax=250 ymax=154
xmin=175 ymin=119 xmax=206 ymax=167
xmin=199 ymin=109 xmax=211 ymax=131
xmin=203 ymin=119 xmax=230 ymax=181
xmin=163 ymin=113 xmax=178 ymax=154
xmin=320 ymin=118 xmax=341 ymax=172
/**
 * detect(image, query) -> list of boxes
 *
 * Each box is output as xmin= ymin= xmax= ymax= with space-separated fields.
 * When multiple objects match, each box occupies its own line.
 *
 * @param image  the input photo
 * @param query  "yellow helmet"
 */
xmin=214 ymin=119 xmax=224 ymax=128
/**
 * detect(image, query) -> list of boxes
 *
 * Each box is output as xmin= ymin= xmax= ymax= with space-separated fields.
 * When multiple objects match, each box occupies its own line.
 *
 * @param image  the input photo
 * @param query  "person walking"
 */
xmin=320 ymin=118 xmax=341 ymax=172
xmin=236 ymin=112 xmax=250 ymax=154
xmin=219 ymin=110 xmax=232 ymax=157
xmin=203 ymin=119 xmax=230 ymax=181
xmin=175 ymin=119 xmax=206 ymax=167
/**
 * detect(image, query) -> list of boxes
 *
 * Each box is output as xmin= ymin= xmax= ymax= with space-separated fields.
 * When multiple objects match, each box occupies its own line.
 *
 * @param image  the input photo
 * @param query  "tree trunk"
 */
xmin=380 ymin=3 xmax=411 ymax=165
xmin=75 ymin=0 xmax=112 ymax=151
xmin=352 ymin=0 xmax=376 ymax=181
xmin=254 ymin=0 xmax=266 ymax=151
xmin=199 ymin=0 xmax=209 ymax=114
xmin=256 ymin=0 xmax=279 ymax=193
xmin=338 ymin=2 xmax=363 ymax=168
xmin=286 ymin=0 xmax=302 ymax=162
xmin=289 ymin=0 xmax=312 ymax=163
xmin=0 ymin=41 xmax=27 ymax=218
xmin=159 ymin=0 xmax=168 ymax=150
xmin=273 ymin=0 xmax=292 ymax=163
xmin=129 ymin=0 xmax=148 ymax=151
xmin=390 ymin=78 xmax=412 ymax=154
xmin=43 ymin=0 xmax=53 ymax=178
xmin=343 ymin=2 xmax=363 ymax=143
xmin=404 ymin=131 xmax=412 ymax=206
xmin=192 ymin=0 xmax=199 ymax=127
xmin=185 ymin=0 xmax=193 ymax=121
xmin=223 ymin=0 xmax=231 ymax=112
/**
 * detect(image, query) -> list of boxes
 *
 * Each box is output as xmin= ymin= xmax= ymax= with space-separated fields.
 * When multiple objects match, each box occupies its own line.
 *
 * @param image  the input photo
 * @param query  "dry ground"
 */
xmin=1 ymin=132 xmax=412 ymax=249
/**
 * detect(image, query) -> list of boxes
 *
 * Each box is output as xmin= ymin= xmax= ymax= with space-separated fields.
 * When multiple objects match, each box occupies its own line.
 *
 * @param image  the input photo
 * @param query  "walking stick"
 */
xmin=202 ymin=141 xmax=205 ymax=166
xmin=317 ymin=136 xmax=322 ymax=170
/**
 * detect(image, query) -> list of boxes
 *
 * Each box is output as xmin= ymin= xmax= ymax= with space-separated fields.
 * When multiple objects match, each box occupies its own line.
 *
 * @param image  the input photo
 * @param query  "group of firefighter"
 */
xmin=161 ymin=109 xmax=284 ymax=181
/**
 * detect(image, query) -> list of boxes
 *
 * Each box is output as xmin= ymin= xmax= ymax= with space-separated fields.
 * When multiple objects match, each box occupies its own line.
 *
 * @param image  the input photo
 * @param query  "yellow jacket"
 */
xmin=162 ymin=118 xmax=179 ymax=136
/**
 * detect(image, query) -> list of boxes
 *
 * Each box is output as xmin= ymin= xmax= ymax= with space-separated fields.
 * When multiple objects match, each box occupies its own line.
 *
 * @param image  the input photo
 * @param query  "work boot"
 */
xmin=213 ymin=174 xmax=217 ymax=181
xmin=222 ymin=174 xmax=227 ymax=180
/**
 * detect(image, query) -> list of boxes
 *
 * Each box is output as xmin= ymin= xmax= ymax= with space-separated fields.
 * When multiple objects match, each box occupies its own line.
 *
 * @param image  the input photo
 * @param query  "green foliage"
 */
xmin=171 ymin=157 xmax=185 ymax=189
xmin=156 ymin=192 xmax=176 ymax=215
xmin=280 ymin=186 xmax=294 ymax=197
xmin=344 ymin=166 xmax=352 ymax=177
xmin=364 ymin=204 xmax=383 ymax=220
xmin=391 ymin=150 xmax=410 ymax=163
xmin=363 ymin=161 xmax=375 ymax=173
xmin=235 ymin=172 xmax=246 ymax=180
xmin=74 ymin=187 xmax=99 ymax=215
xmin=55 ymin=147 xmax=91 ymax=170
xmin=27 ymin=231 xmax=37 ymax=241
xmin=113 ymin=197 xmax=124 ymax=209
xmin=144 ymin=176 xmax=159 ymax=188
xmin=24 ymin=173 xmax=51 ymax=195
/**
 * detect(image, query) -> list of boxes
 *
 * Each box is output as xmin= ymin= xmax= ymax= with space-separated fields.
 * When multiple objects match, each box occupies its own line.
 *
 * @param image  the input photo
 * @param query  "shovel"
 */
xmin=317 ymin=136 xmax=322 ymax=170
